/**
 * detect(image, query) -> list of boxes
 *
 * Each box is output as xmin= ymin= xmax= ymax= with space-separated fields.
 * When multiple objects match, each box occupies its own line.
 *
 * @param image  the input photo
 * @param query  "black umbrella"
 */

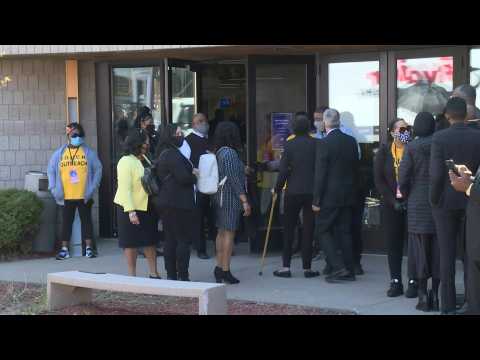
xmin=398 ymin=80 xmax=451 ymax=115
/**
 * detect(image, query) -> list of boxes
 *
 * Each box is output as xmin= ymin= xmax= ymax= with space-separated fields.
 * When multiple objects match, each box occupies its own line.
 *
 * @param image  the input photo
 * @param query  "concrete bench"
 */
xmin=47 ymin=271 xmax=227 ymax=315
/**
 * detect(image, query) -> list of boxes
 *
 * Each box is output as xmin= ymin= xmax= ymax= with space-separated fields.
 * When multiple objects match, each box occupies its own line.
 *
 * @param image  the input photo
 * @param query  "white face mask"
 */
xmin=314 ymin=121 xmax=323 ymax=131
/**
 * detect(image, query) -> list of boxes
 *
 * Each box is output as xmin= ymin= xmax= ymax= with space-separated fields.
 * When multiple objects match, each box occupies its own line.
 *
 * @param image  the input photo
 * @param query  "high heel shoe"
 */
xmin=214 ymin=267 xmax=224 ymax=283
xmin=223 ymin=270 xmax=240 ymax=285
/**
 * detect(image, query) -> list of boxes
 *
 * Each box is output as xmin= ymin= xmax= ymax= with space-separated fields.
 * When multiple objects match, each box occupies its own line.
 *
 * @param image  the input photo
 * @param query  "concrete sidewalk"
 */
xmin=0 ymin=239 xmax=466 ymax=315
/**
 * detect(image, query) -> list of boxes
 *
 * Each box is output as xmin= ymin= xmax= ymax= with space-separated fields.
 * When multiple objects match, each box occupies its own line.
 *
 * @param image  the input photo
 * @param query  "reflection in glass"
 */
xmin=329 ymin=61 xmax=380 ymax=144
xmin=397 ymin=57 xmax=453 ymax=125
xmin=470 ymin=48 xmax=480 ymax=109
xmin=171 ymin=67 xmax=196 ymax=133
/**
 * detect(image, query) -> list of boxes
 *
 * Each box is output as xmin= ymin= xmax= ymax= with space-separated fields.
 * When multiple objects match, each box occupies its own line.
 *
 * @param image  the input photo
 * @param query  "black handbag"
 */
xmin=141 ymin=155 xmax=160 ymax=196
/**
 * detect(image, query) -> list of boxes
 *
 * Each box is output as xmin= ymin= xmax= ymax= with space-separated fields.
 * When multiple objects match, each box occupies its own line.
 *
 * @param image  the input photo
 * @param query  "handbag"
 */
xmin=141 ymin=155 xmax=160 ymax=196
xmin=363 ymin=197 xmax=381 ymax=227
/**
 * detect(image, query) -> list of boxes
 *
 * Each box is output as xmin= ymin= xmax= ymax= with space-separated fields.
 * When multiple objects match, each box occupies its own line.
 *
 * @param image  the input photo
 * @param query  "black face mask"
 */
xmin=173 ymin=136 xmax=184 ymax=148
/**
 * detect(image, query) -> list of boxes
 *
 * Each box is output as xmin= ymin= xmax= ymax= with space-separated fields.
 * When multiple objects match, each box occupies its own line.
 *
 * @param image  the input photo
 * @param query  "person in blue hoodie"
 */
xmin=47 ymin=123 xmax=103 ymax=260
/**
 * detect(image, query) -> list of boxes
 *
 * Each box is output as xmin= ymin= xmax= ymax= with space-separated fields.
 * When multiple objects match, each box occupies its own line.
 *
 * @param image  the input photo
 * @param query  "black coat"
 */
xmin=374 ymin=143 xmax=399 ymax=208
xmin=185 ymin=133 xmax=210 ymax=168
xmin=275 ymin=135 xmax=317 ymax=195
xmin=398 ymin=136 xmax=435 ymax=234
xmin=155 ymin=148 xmax=196 ymax=210
xmin=429 ymin=123 xmax=480 ymax=210
xmin=313 ymin=129 xmax=359 ymax=208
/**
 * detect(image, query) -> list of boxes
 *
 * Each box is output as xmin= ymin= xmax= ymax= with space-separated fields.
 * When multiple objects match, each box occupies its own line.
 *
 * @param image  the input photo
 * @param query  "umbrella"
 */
xmin=398 ymin=80 xmax=451 ymax=115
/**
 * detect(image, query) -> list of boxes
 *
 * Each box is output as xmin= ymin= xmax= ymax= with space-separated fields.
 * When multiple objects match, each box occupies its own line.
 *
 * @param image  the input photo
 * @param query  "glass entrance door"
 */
xmin=247 ymin=56 xmax=315 ymax=252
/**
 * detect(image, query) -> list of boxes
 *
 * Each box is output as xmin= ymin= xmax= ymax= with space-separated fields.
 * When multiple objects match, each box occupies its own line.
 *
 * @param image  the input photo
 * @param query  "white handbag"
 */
xmin=197 ymin=153 xmax=220 ymax=195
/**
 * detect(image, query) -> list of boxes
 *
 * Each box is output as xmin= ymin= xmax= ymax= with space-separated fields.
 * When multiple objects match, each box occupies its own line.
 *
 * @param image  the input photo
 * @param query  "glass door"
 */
xmin=321 ymin=54 xmax=384 ymax=252
xmin=247 ymin=55 xmax=316 ymax=253
xmin=167 ymin=60 xmax=200 ymax=135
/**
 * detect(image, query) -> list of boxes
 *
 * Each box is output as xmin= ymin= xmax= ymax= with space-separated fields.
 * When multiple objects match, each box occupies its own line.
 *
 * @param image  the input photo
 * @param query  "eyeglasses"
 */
xmin=399 ymin=126 xmax=412 ymax=133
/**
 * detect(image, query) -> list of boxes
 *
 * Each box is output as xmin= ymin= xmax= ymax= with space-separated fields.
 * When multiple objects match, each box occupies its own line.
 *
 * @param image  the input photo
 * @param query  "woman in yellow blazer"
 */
xmin=114 ymin=130 xmax=161 ymax=279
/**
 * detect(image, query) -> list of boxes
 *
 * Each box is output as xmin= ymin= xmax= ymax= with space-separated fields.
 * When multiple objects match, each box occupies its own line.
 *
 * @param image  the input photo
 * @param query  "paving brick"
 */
xmin=8 ymin=135 xmax=19 ymax=150
xmin=0 ymin=166 xmax=10 ymax=180
xmin=0 ymin=104 xmax=8 ymax=120
xmin=28 ymin=75 xmax=38 ymax=90
xmin=8 ymin=105 xmax=19 ymax=120
xmin=33 ymin=91 xmax=44 ymax=105
xmin=24 ymin=91 xmax=34 ymax=105
xmin=30 ymin=104 xmax=40 ymax=121
xmin=4 ymin=151 xmax=15 ymax=165
xmin=33 ymin=59 xmax=44 ymax=74
xmin=55 ymin=91 xmax=65 ymax=105
xmin=22 ymin=60 xmax=33 ymax=75
xmin=25 ymin=121 xmax=38 ymax=135
xmin=30 ymin=135 xmax=40 ymax=149
xmin=4 ymin=121 xmax=15 ymax=134
xmin=2 ymin=60 xmax=12 ymax=75
xmin=38 ymin=74 xmax=49 ymax=91
xmin=19 ymin=136 xmax=29 ymax=150
xmin=13 ymin=121 xmax=25 ymax=135
xmin=50 ymin=134 xmax=62 ymax=149
xmin=15 ymin=151 xmax=26 ymax=165
xmin=20 ymin=105 xmax=30 ymax=120
xmin=3 ymin=91 xmax=13 ymax=105
xmin=0 ymin=136 xmax=8 ymax=150
xmin=14 ymin=91 xmax=23 ymax=105
xmin=0 ymin=152 xmax=4 ymax=165
xmin=46 ymin=119 xmax=56 ymax=134
xmin=12 ymin=61 xmax=22 ymax=75
xmin=39 ymin=104 xmax=48 ymax=120
xmin=10 ymin=165 xmax=20 ymax=180
xmin=18 ymin=75 xmax=29 ymax=90
xmin=26 ymin=150 xmax=36 ymax=165
xmin=55 ymin=120 xmax=66 ymax=132
xmin=40 ymin=135 xmax=51 ymax=150
xmin=6 ymin=76 xmax=18 ymax=91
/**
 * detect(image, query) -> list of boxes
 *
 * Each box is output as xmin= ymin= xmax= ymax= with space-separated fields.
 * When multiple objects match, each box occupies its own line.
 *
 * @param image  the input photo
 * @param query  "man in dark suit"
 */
xmin=313 ymin=109 xmax=360 ymax=282
xmin=429 ymin=97 xmax=480 ymax=314
xmin=185 ymin=113 xmax=215 ymax=260
xmin=450 ymin=165 xmax=480 ymax=315
xmin=452 ymin=84 xmax=480 ymax=120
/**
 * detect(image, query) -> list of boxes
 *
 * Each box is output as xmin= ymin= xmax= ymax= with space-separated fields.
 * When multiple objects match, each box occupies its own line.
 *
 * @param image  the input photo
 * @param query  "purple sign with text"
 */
xmin=271 ymin=112 xmax=293 ymax=151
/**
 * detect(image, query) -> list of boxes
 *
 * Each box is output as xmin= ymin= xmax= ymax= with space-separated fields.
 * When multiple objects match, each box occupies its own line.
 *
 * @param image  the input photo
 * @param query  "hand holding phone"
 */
xmin=446 ymin=160 xmax=460 ymax=177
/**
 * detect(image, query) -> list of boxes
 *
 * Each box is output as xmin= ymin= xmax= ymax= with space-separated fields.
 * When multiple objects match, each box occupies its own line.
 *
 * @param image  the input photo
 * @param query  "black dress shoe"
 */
xmin=387 ymin=280 xmax=404 ymax=298
xmin=198 ymin=252 xmax=210 ymax=260
xmin=149 ymin=275 xmax=162 ymax=280
xmin=428 ymin=290 xmax=440 ymax=312
xmin=416 ymin=293 xmax=430 ymax=312
xmin=354 ymin=264 xmax=365 ymax=276
xmin=326 ymin=269 xmax=355 ymax=283
xmin=304 ymin=270 xmax=320 ymax=279
xmin=223 ymin=270 xmax=240 ymax=285
xmin=405 ymin=280 xmax=418 ymax=298
xmin=214 ymin=267 xmax=223 ymax=283
xmin=273 ymin=270 xmax=292 ymax=278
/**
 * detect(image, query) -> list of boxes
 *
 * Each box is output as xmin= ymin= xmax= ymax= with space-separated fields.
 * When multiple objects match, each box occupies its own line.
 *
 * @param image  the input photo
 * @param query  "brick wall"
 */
xmin=0 ymin=58 xmax=100 ymax=236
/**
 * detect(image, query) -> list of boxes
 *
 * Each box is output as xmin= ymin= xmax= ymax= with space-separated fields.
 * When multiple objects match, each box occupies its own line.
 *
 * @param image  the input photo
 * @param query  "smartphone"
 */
xmin=446 ymin=160 xmax=460 ymax=176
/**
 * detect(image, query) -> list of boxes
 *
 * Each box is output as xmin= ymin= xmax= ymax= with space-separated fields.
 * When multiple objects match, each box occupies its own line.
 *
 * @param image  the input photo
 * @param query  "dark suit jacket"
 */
xmin=373 ymin=143 xmax=399 ymax=207
xmin=470 ymin=169 xmax=480 ymax=206
xmin=155 ymin=148 xmax=197 ymax=210
xmin=313 ymin=129 xmax=359 ymax=208
xmin=429 ymin=122 xmax=480 ymax=210
xmin=185 ymin=133 xmax=210 ymax=168
xmin=275 ymin=135 xmax=317 ymax=195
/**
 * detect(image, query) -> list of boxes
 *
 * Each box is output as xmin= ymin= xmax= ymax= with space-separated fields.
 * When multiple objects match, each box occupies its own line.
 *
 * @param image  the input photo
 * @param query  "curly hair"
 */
xmin=123 ymin=129 xmax=147 ymax=157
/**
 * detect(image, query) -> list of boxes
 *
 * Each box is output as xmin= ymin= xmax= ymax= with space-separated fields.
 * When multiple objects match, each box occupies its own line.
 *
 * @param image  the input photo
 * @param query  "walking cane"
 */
xmin=259 ymin=192 xmax=278 ymax=276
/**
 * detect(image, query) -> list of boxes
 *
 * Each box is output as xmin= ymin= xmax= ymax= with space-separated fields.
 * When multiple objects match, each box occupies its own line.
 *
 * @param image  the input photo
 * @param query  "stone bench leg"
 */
xmin=198 ymin=286 xmax=227 ymax=315
xmin=47 ymin=282 xmax=93 ymax=311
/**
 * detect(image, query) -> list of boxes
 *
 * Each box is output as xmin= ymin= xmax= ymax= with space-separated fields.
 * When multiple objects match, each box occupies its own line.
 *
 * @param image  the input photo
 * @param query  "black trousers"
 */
xmin=433 ymin=208 xmax=466 ymax=313
xmin=382 ymin=204 xmax=416 ymax=282
xmin=162 ymin=208 xmax=194 ymax=279
xmin=193 ymin=193 xmax=216 ymax=254
xmin=283 ymin=194 xmax=314 ymax=269
xmin=62 ymin=200 xmax=94 ymax=244
xmin=466 ymin=201 xmax=480 ymax=314
xmin=352 ymin=194 xmax=366 ymax=266
xmin=318 ymin=207 xmax=354 ymax=273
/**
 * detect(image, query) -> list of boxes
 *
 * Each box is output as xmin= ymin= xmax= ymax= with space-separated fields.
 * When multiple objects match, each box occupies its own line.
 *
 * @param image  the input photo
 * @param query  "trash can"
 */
xmin=24 ymin=171 xmax=57 ymax=253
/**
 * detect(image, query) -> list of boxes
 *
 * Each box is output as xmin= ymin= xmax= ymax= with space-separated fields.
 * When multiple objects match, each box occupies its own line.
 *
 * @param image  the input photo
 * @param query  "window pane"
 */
xmin=470 ymin=49 xmax=480 ymax=110
xmin=397 ymin=56 xmax=453 ymax=125
xmin=171 ymin=67 xmax=196 ymax=133
xmin=329 ymin=61 xmax=380 ymax=144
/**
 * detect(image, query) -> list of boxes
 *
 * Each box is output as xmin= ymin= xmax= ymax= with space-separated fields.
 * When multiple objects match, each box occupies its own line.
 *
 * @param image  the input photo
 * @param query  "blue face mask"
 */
xmin=70 ymin=136 xmax=84 ymax=147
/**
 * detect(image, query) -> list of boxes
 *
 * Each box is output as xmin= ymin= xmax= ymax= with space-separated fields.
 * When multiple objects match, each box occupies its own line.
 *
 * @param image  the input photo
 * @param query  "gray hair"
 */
xmin=454 ymin=84 xmax=477 ymax=105
xmin=323 ymin=109 xmax=341 ymax=129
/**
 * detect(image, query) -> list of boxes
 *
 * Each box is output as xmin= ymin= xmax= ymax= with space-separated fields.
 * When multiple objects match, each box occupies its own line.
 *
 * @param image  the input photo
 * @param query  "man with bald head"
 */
xmin=186 ymin=113 xmax=214 ymax=260
xmin=452 ymin=84 xmax=480 ymax=119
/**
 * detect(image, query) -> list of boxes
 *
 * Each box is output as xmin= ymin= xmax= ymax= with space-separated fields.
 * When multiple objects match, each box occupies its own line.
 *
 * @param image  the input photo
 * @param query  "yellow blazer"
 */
xmin=114 ymin=155 xmax=148 ymax=213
